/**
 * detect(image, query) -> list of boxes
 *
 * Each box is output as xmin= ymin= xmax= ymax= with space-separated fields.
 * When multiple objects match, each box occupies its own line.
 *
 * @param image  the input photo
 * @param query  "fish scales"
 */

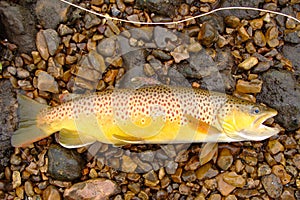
xmin=11 ymin=85 xmax=279 ymax=148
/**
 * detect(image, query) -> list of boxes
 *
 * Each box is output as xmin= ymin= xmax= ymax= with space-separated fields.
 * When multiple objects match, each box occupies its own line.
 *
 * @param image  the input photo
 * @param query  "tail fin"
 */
xmin=11 ymin=94 xmax=50 ymax=147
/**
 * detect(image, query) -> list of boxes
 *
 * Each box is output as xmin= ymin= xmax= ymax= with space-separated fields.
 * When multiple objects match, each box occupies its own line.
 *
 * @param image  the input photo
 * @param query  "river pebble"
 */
xmin=261 ymin=174 xmax=283 ymax=198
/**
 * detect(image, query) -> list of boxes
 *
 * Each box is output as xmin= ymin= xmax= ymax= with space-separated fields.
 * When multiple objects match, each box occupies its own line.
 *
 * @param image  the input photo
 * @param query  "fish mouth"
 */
xmin=240 ymin=109 xmax=280 ymax=141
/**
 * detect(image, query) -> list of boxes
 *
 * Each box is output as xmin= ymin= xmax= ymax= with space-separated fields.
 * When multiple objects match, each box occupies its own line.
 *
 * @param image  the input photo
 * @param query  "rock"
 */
xmin=233 ymin=189 xmax=260 ymax=198
xmin=130 ymin=27 xmax=154 ymax=42
xmin=284 ymin=30 xmax=300 ymax=44
xmin=268 ymin=140 xmax=284 ymax=155
xmin=57 ymin=24 xmax=73 ymax=36
xmin=216 ymin=173 xmax=236 ymax=196
xmin=196 ymin=163 xmax=219 ymax=180
xmin=35 ymin=0 xmax=72 ymax=29
xmin=36 ymin=31 xmax=50 ymax=61
xmin=238 ymin=57 xmax=258 ymax=70
xmin=37 ymin=71 xmax=59 ymax=93
xmin=253 ymin=61 xmax=271 ymax=73
xmin=253 ymin=30 xmax=266 ymax=47
xmin=261 ymin=174 xmax=283 ymax=198
xmin=0 ymin=80 xmax=17 ymax=171
xmin=256 ymin=69 xmax=300 ymax=131
xmin=41 ymin=29 xmax=60 ymax=57
xmin=122 ymin=155 xmax=137 ymax=173
xmin=84 ymin=13 xmax=101 ymax=29
xmin=224 ymin=16 xmax=240 ymax=28
xmin=217 ymin=148 xmax=233 ymax=170
xmin=0 ymin=1 xmax=37 ymax=53
xmin=218 ymin=0 xmax=264 ymax=19
xmin=265 ymin=26 xmax=279 ymax=47
xmin=63 ymin=178 xmax=117 ymax=200
xmin=154 ymin=26 xmax=177 ymax=49
xmin=293 ymin=154 xmax=300 ymax=170
xmin=96 ymin=38 xmax=116 ymax=57
xmin=134 ymin=0 xmax=183 ymax=17
xmin=236 ymin=79 xmax=262 ymax=93
xmin=12 ymin=171 xmax=21 ymax=189
xmin=198 ymin=22 xmax=219 ymax=47
xmin=222 ymin=172 xmax=246 ymax=188
xmin=272 ymin=165 xmax=291 ymax=185
xmin=48 ymin=144 xmax=85 ymax=181
xmin=165 ymin=160 xmax=178 ymax=175
xmin=143 ymin=170 xmax=159 ymax=187
xmin=182 ymin=171 xmax=197 ymax=182
xmin=282 ymin=44 xmax=300 ymax=75
xmin=43 ymin=185 xmax=61 ymax=200
xmin=24 ymin=181 xmax=34 ymax=197
xmin=47 ymin=57 xmax=63 ymax=79
xmin=257 ymin=164 xmax=271 ymax=177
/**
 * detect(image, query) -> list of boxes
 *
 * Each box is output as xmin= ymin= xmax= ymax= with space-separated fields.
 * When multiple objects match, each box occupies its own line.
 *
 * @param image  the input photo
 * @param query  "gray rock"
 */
xmin=284 ymin=31 xmax=300 ymax=44
xmin=96 ymin=38 xmax=116 ymax=57
xmin=35 ymin=0 xmax=72 ymax=29
xmin=84 ymin=13 xmax=101 ymax=29
xmin=256 ymin=69 xmax=300 ymax=131
xmin=130 ymin=27 xmax=154 ymax=42
xmin=261 ymin=174 xmax=283 ymax=198
xmin=154 ymin=26 xmax=177 ymax=49
xmin=37 ymin=71 xmax=59 ymax=93
xmin=282 ymin=44 xmax=300 ymax=76
xmin=48 ymin=144 xmax=85 ymax=181
xmin=134 ymin=0 xmax=183 ymax=17
xmin=0 ymin=1 xmax=37 ymax=53
xmin=218 ymin=0 xmax=264 ymax=19
xmin=0 ymin=80 xmax=17 ymax=172
xmin=43 ymin=29 xmax=60 ymax=56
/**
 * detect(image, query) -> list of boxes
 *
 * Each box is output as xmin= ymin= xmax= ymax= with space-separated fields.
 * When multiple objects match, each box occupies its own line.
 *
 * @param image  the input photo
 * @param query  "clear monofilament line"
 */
xmin=59 ymin=0 xmax=300 ymax=25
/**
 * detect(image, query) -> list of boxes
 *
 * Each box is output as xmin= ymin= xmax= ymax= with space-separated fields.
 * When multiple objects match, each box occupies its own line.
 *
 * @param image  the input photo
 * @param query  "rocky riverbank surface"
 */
xmin=0 ymin=0 xmax=300 ymax=199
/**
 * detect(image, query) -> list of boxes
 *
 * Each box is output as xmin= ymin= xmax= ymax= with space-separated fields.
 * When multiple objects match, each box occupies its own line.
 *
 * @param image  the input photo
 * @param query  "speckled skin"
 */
xmin=33 ymin=85 xmax=278 ymax=147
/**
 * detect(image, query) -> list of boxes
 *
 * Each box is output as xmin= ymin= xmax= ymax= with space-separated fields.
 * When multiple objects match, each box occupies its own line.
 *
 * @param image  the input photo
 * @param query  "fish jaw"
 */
xmin=238 ymin=108 xmax=279 ymax=141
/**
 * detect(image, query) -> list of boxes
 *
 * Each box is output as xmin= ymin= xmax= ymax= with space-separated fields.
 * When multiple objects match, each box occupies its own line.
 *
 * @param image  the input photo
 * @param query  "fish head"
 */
xmin=218 ymin=100 xmax=279 ymax=141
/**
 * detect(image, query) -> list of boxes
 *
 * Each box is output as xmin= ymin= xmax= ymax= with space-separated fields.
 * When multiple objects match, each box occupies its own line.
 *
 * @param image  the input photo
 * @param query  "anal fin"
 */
xmin=57 ymin=129 xmax=96 ymax=148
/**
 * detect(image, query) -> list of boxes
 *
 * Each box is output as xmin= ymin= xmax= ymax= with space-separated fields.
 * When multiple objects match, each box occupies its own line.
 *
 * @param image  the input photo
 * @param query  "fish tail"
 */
xmin=11 ymin=94 xmax=49 ymax=147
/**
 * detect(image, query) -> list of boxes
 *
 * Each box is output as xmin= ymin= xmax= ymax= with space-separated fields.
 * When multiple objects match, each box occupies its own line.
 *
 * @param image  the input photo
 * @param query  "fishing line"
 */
xmin=59 ymin=0 xmax=300 ymax=25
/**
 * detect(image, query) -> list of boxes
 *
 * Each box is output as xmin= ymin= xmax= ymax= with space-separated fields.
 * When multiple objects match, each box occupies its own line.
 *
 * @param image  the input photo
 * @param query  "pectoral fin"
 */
xmin=57 ymin=129 xmax=96 ymax=148
xmin=199 ymin=142 xmax=218 ymax=166
xmin=112 ymin=134 xmax=143 ymax=144
xmin=185 ymin=114 xmax=220 ymax=135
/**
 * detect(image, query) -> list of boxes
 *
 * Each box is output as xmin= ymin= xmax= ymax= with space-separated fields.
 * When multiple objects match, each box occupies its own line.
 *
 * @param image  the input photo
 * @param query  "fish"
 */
xmin=11 ymin=85 xmax=279 ymax=148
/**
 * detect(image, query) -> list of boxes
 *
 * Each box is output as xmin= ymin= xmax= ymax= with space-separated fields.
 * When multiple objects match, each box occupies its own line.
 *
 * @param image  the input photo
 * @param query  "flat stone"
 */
xmin=36 ymin=30 xmax=50 ymax=60
xmin=196 ymin=163 xmax=218 ymax=180
xmin=217 ymin=148 xmax=233 ymax=170
xmin=154 ymin=26 xmax=177 ymax=49
xmin=37 ymin=71 xmax=59 ymax=93
xmin=216 ymin=173 xmax=236 ymax=196
xmin=63 ymin=178 xmax=117 ymax=200
xmin=48 ymin=144 xmax=85 ymax=181
xmin=236 ymin=79 xmax=262 ymax=94
xmin=57 ymin=24 xmax=74 ymax=36
xmin=96 ymin=37 xmax=116 ymax=57
xmin=268 ymin=140 xmax=284 ymax=155
xmin=198 ymin=22 xmax=218 ymax=47
xmin=143 ymin=170 xmax=159 ymax=187
xmin=43 ymin=185 xmax=61 ymax=200
xmin=88 ymin=50 xmax=107 ymax=73
xmin=261 ymin=174 xmax=283 ymax=198
xmin=238 ymin=56 xmax=258 ymax=70
xmin=222 ymin=172 xmax=246 ymax=188
xmin=122 ymin=155 xmax=137 ymax=173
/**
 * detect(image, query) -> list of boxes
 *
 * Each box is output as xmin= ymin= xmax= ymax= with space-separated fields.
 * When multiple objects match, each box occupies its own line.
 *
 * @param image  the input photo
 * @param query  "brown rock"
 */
xmin=143 ymin=170 xmax=159 ymax=187
xmin=234 ymin=189 xmax=260 ymax=198
xmin=250 ymin=18 xmax=264 ymax=30
xmin=292 ymin=154 xmax=300 ymax=170
xmin=253 ymin=30 xmax=266 ymax=47
xmin=261 ymin=174 xmax=283 ymax=198
xmin=224 ymin=16 xmax=240 ymax=28
xmin=43 ymin=186 xmax=61 ymax=200
xmin=63 ymin=178 xmax=117 ymax=200
xmin=196 ymin=163 xmax=218 ymax=180
xmin=36 ymin=30 xmax=49 ymax=60
xmin=37 ymin=71 xmax=59 ymax=93
xmin=222 ymin=172 xmax=246 ymax=188
xmin=272 ymin=165 xmax=291 ymax=185
xmin=217 ymin=148 xmax=233 ymax=170
xmin=237 ymin=26 xmax=250 ymax=42
xmin=266 ymin=26 xmax=279 ymax=47
xmin=238 ymin=56 xmax=258 ymax=70
xmin=198 ymin=22 xmax=218 ymax=47
xmin=236 ymin=79 xmax=262 ymax=94
xmin=268 ymin=140 xmax=284 ymax=154
xmin=216 ymin=173 xmax=235 ymax=196
xmin=122 ymin=155 xmax=137 ymax=173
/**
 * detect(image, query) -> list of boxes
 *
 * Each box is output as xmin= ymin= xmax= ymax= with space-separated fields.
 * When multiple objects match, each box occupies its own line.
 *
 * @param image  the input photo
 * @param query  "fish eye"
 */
xmin=251 ymin=106 xmax=261 ymax=114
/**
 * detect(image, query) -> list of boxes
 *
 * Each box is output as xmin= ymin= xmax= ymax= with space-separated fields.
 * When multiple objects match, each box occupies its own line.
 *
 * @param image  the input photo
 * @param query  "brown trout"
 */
xmin=11 ymin=85 xmax=279 ymax=148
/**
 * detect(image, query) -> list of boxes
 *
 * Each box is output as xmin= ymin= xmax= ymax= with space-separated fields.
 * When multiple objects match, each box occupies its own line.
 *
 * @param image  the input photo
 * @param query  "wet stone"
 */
xmin=258 ymin=164 xmax=271 ymax=177
xmin=224 ymin=16 xmax=240 ymax=28
xmin=122 ymin=155 xmax=137 ymax=173
xmin=223 ymin=172 xmax=246 ymax=188
xmin=165 ymin=160 xmax=178 ymax=175
xmin=37 ymin=71 xmax=59 ymax=93
xmin=238 ymin=56 xmax=258 ymax=70
xmin=216 ymin=173 xmax=236 ymax=196
xmin=236 ymin=79 xmax=262 ymax=94
xmin=196 ymin=163 xmax=219 ymax=180
xmin=48 ymin=144 xmax=85 ymax=181
xmin=268 ymin=140 xmax=284 ymax=155
xmin=63 ymin=178 xmax=117 ymax=200
xmin=143 ymin=170 xmax=159 ymax=187
xmin=42 ymin=185 xmax=61 ymax=200
xmin=261 ymin=174 xmax=283 ymax=198
xmin=257 ymin=69 xmax=300 ymax=131
xmin=198 ymin=22 xmax=218 ymax=47
xmin=96 ymin=38 xmax=116 ymax=57
xmin=217 ymin=148 xmax=233 ymax=170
